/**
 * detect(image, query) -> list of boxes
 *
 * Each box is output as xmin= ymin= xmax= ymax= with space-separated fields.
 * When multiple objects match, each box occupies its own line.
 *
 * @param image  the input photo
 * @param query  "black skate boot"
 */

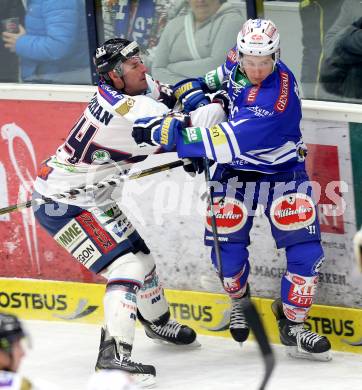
xmin=95 ymin=328 xmax=156 ymax=388
xmin=137 ymin=310 xmax=200 ymax=348
xmin=229 ymin=284 xmax=250 ymax=343
xmin=271 ymin=298 xmax=332 ymax=361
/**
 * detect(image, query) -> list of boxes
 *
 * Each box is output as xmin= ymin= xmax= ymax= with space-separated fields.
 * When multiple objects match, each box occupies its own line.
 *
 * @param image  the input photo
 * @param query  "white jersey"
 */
xmin=0 ymin=371 xmax=55 ymax=390
xmin=34 ymin=75 xmax=169 ymax=207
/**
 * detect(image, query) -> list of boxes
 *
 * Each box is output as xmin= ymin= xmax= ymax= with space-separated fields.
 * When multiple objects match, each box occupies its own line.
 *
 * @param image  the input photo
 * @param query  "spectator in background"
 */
xmin=100 ymin=0 xmax=187 ymax=67
xmin=320 ymin=0 xmax=362 ymax=101
xmin=0 ymin=0 xmax=25 ymax=82
xmin=1 ymin=0 xmax=91 ymax=84
xmin=299 ymin=0 xmax=344 ymax=99
xmin=151 ymin=0 xmax=244 ymax=84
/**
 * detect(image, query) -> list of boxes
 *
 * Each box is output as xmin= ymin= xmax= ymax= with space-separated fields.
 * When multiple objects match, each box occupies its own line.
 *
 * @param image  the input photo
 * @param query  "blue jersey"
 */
xmin=177 ymin=60 xmax=306 ymax=174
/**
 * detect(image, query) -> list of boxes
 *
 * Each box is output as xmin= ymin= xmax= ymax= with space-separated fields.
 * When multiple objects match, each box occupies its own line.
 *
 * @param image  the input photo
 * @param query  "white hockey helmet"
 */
xmin=237 ymin=19 xmax=280 ymax=61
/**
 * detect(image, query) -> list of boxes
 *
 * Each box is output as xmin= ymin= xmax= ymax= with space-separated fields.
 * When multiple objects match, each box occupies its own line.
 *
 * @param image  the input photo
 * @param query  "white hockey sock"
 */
xmin=103 ymin=284 xmax=138 ymax=346
xmin=137 ymin=265 xmax=169 ymax=322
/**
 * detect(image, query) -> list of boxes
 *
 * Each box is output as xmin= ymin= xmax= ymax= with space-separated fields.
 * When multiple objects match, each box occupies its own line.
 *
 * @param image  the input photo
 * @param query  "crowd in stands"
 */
xmin=0 ymin=0 xmax=360 ymax=102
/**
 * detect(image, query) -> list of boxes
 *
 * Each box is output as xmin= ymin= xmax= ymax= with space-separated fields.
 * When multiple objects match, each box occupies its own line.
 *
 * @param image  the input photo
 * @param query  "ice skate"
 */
xmin=229 ymin=284 xmax=250 ymax=344
xmin=272 ymin=298 xmax=332 ymax=361
xmin=138 ymin=310 xmax=200 ymax=348
xmin=95 ymin=328 xmax=156 ymax=388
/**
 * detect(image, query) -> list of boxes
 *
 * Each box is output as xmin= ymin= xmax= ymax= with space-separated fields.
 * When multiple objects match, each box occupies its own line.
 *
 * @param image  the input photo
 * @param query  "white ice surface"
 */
xmin=20 ymin=320 xmax=362 ymax=390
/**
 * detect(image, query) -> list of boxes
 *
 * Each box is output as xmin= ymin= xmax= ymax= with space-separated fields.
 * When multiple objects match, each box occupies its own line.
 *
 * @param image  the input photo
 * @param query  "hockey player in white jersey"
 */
xmin=31 ymin=38 xmax=225 ymax=388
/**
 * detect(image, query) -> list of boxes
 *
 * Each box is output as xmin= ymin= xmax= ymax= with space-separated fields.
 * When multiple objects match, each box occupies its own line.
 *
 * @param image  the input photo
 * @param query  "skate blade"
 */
xmin=132 ymin=373 xmax=156 ymax=388
xmin=285 ymin=346 xmax=332 ymax=362
xmin=150 ymin=338 xmax=201 ymax=349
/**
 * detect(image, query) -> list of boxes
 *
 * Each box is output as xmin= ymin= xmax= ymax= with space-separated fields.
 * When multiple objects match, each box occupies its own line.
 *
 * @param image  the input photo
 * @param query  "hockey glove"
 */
xmin=172 ymin=78 xmax=210 ymax=113
xmin=157 ymin=81 xmax=177 ymax=109
xmin=132 ymin=114 xmax=190 ymax=151
xmin=132 ymin=116 xmax=164 ymax=147
xmin=211 ymin=85 xmax=231 ymax=116
xmin=182 ymin=158 xmax=205 ymax=177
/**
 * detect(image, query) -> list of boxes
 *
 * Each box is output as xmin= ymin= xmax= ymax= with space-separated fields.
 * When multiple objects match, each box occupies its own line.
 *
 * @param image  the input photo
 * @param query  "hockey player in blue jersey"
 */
xmin=132 ymin=19 xmax=332 ymax=361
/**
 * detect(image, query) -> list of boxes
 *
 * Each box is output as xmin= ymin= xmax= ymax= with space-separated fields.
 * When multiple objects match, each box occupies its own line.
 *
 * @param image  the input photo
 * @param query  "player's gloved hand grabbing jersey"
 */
xmin=172 ymin=78 xmax=210 ymax=113
xmin=211 ymin=82 xmax=231 ymax=116
xmin=132 ymin=114 xmax=205 ymax=175
xmin=132 ymin=113 xmax=190 ymax=151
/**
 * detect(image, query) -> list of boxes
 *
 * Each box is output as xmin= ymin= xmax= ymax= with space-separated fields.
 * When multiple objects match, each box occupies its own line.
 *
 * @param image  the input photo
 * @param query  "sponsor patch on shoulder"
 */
xmin=227 ymin=48 xmax=237 ymax=63
xmin=98 ymin=83 xmax=124 ymax=105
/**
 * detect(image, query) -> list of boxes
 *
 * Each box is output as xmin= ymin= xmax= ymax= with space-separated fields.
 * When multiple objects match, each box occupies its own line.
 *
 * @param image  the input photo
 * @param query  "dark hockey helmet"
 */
xmin=93 ymin=38 xmax=140 ymax=78
xmin=0 ymin=313 xmax=26 ymax=353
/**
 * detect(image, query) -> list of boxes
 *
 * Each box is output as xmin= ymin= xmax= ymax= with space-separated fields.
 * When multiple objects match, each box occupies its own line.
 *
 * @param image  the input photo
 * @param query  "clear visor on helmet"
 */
xmin=113 ymin=42 xmax=149 ymax=77
xmin=238 ymin=52 xmax=275 ymax=72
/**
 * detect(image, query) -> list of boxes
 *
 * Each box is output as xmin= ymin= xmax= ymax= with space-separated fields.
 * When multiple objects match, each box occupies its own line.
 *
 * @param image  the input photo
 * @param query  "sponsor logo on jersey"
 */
xmin=274 ymin=71 xmax=289 ymax=112
xmin=98 ymin=83 xmax=124 ymax=105
xmin=91 ymin=149 xmax=111 ymax=163
xmin=270 ymin=193 xmax=316 ymax=231
xmin=73 ymin=240 xmax=102 ymax=268
xmin=246 ymin=85 xmax=260 ymax=103
xmin=174 ymin=82 xmax=193 ymax=99
xmin=227 ymin=48 xmax=238 ymax=63
xmin=205 ymin=70 xmax=219 ymax=90
xmin=205 ymin=197 xmax=248 ymax=234
xmin=246 ymin=105 xmax=274 ymax=117
xmin=55 ymin=220 xmax=87 ymax=252
xmin=182 ymin=127 xmax=202 ymax=144
xmin=76 ymin=211 xmax=117 ymax=253
xmin=115 ymin=97 xmax=135 ymax=116
xmin=209 ymin=125 xmax=227 ymax=146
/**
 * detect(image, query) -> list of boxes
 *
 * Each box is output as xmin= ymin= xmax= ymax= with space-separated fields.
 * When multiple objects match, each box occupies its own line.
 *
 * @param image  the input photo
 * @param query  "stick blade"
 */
xmin=241 ymin=298 xmax=275 ymax=390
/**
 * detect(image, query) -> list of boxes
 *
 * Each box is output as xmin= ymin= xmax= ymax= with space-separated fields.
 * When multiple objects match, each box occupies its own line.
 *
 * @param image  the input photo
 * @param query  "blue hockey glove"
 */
xmin=132 ymin=113 xmax=190 ymax=151
xmin=173 ymin=78 xmax=210 ymax=113
xmin=132 ymin=116 xmax=164 ymax=146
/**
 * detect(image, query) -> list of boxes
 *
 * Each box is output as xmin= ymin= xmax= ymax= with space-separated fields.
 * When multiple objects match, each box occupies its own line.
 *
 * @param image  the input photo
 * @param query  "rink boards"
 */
xmin=0 ymin=278 xmax=361 ymax=355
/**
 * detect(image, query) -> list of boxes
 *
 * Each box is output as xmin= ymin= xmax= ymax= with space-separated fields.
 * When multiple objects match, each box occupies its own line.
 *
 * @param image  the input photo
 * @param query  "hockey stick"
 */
xmin=0 ymin=159 xmax=185 ymax=216
xmin=203 ymin=158 xmax=275 ymax=390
